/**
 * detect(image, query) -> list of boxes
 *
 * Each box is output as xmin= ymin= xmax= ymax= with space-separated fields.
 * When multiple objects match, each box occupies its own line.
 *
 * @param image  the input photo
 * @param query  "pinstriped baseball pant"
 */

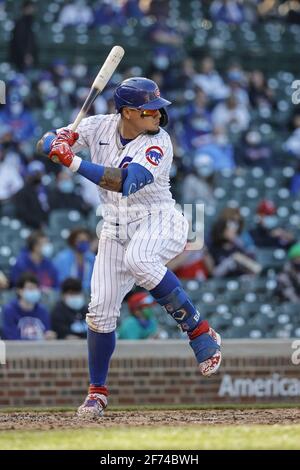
xmin=86 ymin=208 xmax=189 ymax=333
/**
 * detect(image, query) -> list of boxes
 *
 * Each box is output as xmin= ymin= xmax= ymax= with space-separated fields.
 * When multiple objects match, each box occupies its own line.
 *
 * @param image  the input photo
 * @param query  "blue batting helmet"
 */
xmin=114 ymin=77 xmax=171 ymax=127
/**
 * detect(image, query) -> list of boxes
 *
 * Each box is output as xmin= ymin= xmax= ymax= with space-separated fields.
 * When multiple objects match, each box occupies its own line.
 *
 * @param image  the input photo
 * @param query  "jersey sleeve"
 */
xmin=131 ymin=133 xmax=173 ymax=177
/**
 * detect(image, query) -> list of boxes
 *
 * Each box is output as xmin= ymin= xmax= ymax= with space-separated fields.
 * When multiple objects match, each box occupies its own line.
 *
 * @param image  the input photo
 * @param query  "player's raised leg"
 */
xmin=124 ymin=209 xmax=221 ymax=376
xmin=77 ymin=233 xmax=135 ymax=418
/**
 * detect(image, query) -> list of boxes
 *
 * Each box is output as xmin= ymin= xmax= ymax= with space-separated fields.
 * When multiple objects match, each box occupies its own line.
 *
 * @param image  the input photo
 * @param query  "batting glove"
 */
xmin=54 ymin=129 xmax=79 ymax=147
xmin=49 ymin=142 xmax=75 ymax=167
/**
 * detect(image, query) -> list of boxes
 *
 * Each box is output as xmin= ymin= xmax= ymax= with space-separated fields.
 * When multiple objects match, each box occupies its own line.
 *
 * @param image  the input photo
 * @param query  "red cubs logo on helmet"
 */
xmin=145 ymin=146 xmax=163 ymax=166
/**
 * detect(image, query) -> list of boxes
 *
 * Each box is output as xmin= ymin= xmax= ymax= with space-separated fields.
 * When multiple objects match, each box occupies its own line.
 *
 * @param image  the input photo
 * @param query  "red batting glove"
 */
xmin=49 ymin=142 xmax=75 ymax=167
xmin=54 ymin=129 xmax=79 ymax=146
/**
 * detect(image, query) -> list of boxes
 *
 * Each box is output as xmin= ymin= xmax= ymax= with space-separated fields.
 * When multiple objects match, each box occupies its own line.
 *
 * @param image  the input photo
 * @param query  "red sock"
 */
xmin=89 ymin=385 xmax=108 ymax=396
xmin=188 ymin=320 xmax=210 ymax=340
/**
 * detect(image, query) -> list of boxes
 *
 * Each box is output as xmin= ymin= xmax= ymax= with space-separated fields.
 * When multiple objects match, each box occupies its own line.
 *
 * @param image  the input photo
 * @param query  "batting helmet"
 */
xmin=114 ymin=77 xmax=171 ymax=127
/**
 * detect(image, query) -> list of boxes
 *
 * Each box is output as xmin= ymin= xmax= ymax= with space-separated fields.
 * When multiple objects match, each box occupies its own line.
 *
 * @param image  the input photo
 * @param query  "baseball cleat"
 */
xmin=198 ymin=328 xmax=222 ymax=377
xmin=77 ymin=393 xmax=107 ymax=419
xmin=189 ymin=324 xmax=222 ymax=377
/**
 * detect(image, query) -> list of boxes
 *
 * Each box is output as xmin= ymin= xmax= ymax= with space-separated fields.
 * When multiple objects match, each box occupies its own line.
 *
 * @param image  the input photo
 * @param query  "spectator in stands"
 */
xmin=226 ymin=66 xmax=249 ymax=106
xmin=168 ymin=246 xmax=214 ymax=281
xmin=14 ymin=160 xmax=50 ymax=229
xmin=77 ymin=174 xmax=102 ymax=209
xmin=2 ymin=273 xmax=55 ymax=340
xmin=181 ymin=153 xmax=216 ymax=208
xmin=196 ymin=127 xmax=236 ymax=171
xmin=10 ymin=231 xmax=58 ymax=290
xmin=51 ymin=278 xmax=87 ymax=339
xmin=284 ymin=114 xmax=300 ymax=158
xmin=48 ymin=169 xmax=91 ymax=215
xmin=9 ymin=1 xmax=38 ymax=71
xmin=248 ymin=70 xmax=276 ymax=113
xmin=168 ymin=57 xmax=196 ymax=94
xmin=250 ymin=200 xmax=295 ymax=249
xmin=147 ymin=12 xmax=185 ymax=68
xmin=0 ymin=137 xmax=24 ymax=203
xmin=0 ymin=271 xmax=8 ymax=289
xmin=212 ymin=94 xmax=250 ymax=134
xmin=122 ymin=0 xmax=145 ymax=20
xmin=208 ymin=207 xmax=259 ymax=277
xmin=53 ymin=228 xmax=95 ymax=292
xmin=118 ymin=292 xmax=158 ymax=339
xmin=210 ymin=0 xmax=245 ymax=24
xmin=0 ymin=94 xmax=37 ymax=143
xmin=180 ymin=88 xmax=213 ymax=152
xmin=257 ymin=0 xmax=280 ymax=21
xmin=58 ymin=0 xmax=93 ymax=27
xmin=277 ymin=242 xmax=300 ymax=303
xmin=93 ymin=1 xmax=119 ymax=26
xmin=236 ymin=129 xmax=272 ymax=170
xmin=193 ymin=56 xmax=228 ymax=102
xmin=93 ymin=0 xmax=142 ymax=27
xmin=290 ymin=161 xmax=300 ymax=196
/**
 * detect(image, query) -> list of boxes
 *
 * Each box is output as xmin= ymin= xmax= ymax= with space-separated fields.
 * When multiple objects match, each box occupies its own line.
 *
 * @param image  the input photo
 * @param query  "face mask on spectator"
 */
xmin=153 ymin=54 xmax=169 ymax=70
xmin=72 ymin=64 xmax=87 ymax=79
xmin=226 ymin=220 xmax=239 ymax=232
xmin=10 ymin=102 xmax=23 ymax=116
xmin=263 ymin=216 xmax=278 ymax=229
xmin=23 ymin=289 xmax=41 ymax=305
xmin=41 ymin=243 xmax=53 ymax=258
xmin=60 ymin=79 xmax=76 ymax=94
xmin=65 ymin=294 xmax=85 ymax=310
xmin=191 ymin=118 xmax=206 ymax=131
xmin=58 ymin=179 xmax=74 ymax=193
xmin=246 ymin=131 xmax=262 ymax=146
xmin=75 ymin=240 xmax=90 ymax=253
xmin=197 ymin=165 xmax=214 ymax=178
xmin=215 ymin=134 xmax=229 ymax=146
xmin=141 ymin=307 xmax=154 ymax=319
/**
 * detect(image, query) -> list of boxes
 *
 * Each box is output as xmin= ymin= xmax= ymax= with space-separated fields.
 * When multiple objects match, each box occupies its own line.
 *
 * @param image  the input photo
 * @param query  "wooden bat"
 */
xmin=70 ymin=45 xmax=125 ymax=131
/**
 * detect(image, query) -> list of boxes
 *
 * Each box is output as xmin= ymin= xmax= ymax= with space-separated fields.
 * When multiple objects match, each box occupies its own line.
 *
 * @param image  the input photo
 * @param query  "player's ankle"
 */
xmin=188 ymin=320 xmax=210 ymax=340
xmin=88 ymin=385 xmax=108 ymax=396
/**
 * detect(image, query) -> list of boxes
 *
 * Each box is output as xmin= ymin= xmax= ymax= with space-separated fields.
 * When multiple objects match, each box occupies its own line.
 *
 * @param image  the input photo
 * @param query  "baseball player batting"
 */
xmin=37 ymin=77 xmax=222 ymax=418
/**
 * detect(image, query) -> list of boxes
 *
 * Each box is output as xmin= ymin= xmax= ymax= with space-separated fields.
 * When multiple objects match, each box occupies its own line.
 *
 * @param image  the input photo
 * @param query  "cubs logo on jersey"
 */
xmin=145 ymin=146 xmax=163 ymax=166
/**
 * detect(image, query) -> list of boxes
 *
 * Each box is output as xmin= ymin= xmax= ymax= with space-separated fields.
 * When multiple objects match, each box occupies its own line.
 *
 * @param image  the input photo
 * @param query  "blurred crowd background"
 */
xmin=1 ymin=0 xmax=300 ymax=342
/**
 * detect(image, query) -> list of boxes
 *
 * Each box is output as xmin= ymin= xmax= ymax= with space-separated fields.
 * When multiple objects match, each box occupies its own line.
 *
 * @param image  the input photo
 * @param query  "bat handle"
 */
xmin=70 ymin=110 xmax=86 ymax=132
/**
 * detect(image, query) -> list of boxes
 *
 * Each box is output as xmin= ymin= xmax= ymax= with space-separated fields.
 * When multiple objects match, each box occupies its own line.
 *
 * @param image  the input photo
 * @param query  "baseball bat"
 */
xmin=70 ymin=45 xmax=125 ymax=131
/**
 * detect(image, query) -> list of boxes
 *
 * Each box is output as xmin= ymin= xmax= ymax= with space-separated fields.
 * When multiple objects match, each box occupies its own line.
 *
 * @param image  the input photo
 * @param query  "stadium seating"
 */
xmin=1 ymin=1 xmax=300 ymax=340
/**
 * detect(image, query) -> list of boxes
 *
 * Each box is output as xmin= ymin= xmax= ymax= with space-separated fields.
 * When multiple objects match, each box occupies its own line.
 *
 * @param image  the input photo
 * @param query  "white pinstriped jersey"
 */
xmin=65 ymin=113 xmax=175 ymax=225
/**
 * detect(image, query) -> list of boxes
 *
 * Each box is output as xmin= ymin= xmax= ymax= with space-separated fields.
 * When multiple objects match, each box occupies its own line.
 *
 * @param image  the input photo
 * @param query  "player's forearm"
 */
xmin=99 ymin=167 xmax=124 ymax=192
xmin=70 ymin=156 xmax=125 ymax=193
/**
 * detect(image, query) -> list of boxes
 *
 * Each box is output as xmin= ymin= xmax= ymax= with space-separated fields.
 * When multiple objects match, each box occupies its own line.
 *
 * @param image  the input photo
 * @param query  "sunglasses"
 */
xmin=128 ymin=108 xmax=160 ymax=118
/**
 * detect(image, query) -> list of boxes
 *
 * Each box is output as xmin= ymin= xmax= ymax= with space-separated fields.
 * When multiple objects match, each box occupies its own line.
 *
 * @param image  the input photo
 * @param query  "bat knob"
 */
xmin=51 ymin=155 xmax=60 ymax=164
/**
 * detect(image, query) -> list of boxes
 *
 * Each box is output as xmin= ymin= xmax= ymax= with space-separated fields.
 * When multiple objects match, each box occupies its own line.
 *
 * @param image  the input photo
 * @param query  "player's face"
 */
xmin=127 ymin=108 xmax=161 ymax=133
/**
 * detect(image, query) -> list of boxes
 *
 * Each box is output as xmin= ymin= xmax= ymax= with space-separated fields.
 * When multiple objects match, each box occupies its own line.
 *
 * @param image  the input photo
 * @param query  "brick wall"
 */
xmin=0 ymin=339 xmax=299 ymax=407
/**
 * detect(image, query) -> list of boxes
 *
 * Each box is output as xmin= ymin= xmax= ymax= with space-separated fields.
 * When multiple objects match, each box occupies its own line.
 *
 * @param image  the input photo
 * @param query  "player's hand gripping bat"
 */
xmin=51 ymin=45 xmax=124 ymax=162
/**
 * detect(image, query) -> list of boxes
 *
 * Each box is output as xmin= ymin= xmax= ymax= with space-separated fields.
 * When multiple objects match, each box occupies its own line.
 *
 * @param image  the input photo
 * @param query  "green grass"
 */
xmin=1 ymin=403 xmax=300 ymax=413
xmin=1 ymin=425 xmax=300 ymax=450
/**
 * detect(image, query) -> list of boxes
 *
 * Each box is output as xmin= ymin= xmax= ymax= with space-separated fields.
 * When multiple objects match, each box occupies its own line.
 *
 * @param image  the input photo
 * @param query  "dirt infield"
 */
xmin=1 ymin=408 xmax=300 ymax=430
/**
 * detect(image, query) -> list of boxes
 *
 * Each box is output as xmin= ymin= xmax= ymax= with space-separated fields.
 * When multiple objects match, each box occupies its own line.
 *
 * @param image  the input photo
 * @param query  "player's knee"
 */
xmin=86 ymin=313 xmax=117 ymax=333
xmin=124 ymin=249 xmax=149 ymax=284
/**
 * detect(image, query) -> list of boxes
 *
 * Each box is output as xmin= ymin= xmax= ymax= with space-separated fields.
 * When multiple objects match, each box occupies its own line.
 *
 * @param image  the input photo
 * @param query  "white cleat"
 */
xmin=77 ymin=393 xmax=107 ymax=419
xmin=199 ymin=328 xmax=222 ymax=377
